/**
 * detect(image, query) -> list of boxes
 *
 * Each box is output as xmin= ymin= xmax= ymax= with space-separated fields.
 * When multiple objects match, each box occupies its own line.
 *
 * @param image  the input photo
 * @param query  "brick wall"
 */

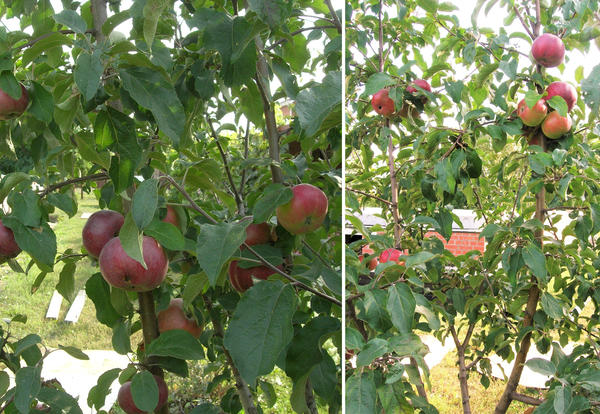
xmin=425 ymin=231 xmax=485 ymax=256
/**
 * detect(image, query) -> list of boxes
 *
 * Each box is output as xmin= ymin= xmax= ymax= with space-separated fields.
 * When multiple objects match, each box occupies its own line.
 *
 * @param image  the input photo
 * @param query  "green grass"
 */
xmin=428 ymin=352 xmax=543 ymax=413
xmin=0 ymin=192 xmax=113 ymax=349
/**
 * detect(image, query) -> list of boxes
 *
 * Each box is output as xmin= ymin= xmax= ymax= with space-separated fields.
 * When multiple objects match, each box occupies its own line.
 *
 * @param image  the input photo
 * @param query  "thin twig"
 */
xmin=323 ymin=0 xmax=342 ymax=33
xmin=206 ymin=116 xmax=243 ymax=212
xmin=345 ymin=187 xmax=394 ymax=206
xmin=39 ymin=172 xmax=108 ymax=198
xmin=513 ymin=6 xmax=534 ymax=39
xmin=266 ymin=25 xmax=338 ymax=50
xmin=302 ymin=240 xmax=336 ymax=272
xmin=15 ymin=29 xmax=95 ymax=51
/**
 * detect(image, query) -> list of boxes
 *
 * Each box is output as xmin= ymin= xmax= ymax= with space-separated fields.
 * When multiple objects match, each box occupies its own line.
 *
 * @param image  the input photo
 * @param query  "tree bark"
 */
xmin=494 ymin=134 xmax=545 ymax=414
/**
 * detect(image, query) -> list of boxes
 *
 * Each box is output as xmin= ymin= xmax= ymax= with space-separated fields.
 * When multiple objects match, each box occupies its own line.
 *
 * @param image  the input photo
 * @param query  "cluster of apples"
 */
xmin=229 ymin=183 xmax=329 ymax=292
xmin=517 ymin=33 xmax=576 ymax=141
xmin=371 ymin=79 xmax=432 ymax=118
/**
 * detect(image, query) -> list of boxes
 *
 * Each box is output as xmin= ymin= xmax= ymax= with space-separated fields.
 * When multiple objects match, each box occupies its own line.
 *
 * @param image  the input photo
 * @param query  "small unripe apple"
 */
xmin=228 ymin=260 xmax=282 ymax=292
xmin=541 ymin=111 xmax=572 ymax=139
xmin=517 ymin=99 xmax=548 ymax=127
xmin=531 ymin=33 xmax=565 ymax=67
xmin=0 ymin=83 xmax=29 ymax=120
xmin=276 ymin=183 xmax=328 ymax=235
xmin=406 ymin=79 xmax=432 ymax=94
xmin=157 ymin=298 xmax=203 ymax=338
xmin=117 ymin=375 xmax=168 ymax=414
xmin=544 ymin=81 xmax=577 ymax=112
xmin=82 ymin=210 xmax=125 ymax=258
xmin=99 ymin=236 xmax=168 ymax=292
xmin=0 ymin=219 xmax=21 ymax=260
xmin=371 ymin=89 xmax=395 ymax=117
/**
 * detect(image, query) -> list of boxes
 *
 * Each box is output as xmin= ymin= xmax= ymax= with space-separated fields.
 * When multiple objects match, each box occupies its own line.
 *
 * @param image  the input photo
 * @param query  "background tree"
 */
xmin=345 ymin=0 xmax=600 ymax=413
xmin=0 ymin=0 xmax=342 ymax=412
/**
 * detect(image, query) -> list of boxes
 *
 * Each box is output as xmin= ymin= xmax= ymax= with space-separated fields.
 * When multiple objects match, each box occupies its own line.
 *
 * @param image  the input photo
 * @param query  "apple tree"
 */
xmin=345 ymin=0 xmax=600 ymax=413
xmin=0 ymin=0 xmax=342 ymax=412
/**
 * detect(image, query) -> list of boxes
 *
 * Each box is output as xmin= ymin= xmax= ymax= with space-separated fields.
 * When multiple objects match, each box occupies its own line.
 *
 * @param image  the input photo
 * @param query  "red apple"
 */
xmin=244 ymin=223 xmax=272 ymax=246
xmin=161 ymin=205 xmax=179 ymax=228
xmin=228 ymin=260 xmax=282 ymax=292
xmin=517 ymin=99 xmax=548 ymax=126
xmin=99 ymin=236 xmax=168 ymax=292
xmin=157 ymin=298 xmax=202 ymax=338
xmin=117 ymin=375 xmax=168 ymax=414
xmin=0 ymin=83 xmax=28 ymax=120
xmin=541 ymin=111 xmax=572 ymax=139
xmin=276 ymin=183 xmax=328 ymax=235
xmin=544 ymin=81 xmax=577 ymax=112
xmin=379 ymin=248 xmax=404 ymax=264
xmin=406 ymin=79 xmax=431 ymax=94
xmin=82 ymin=210 xmax=124 ymax=258
xmin=531 ymin=33 xmax=565 ymax=68
xmin=0 ymin=219 xmax=21 ymax=260
xmin=371 ymin=89 xmax=395 ymax=117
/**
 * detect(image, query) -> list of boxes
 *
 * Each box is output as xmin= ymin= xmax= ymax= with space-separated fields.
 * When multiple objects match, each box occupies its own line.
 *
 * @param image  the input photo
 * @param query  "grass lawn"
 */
xmin=428 ymin=351 xmax=542 ymax=413
xmin=0 ymin=192 xmax=113 ymax=349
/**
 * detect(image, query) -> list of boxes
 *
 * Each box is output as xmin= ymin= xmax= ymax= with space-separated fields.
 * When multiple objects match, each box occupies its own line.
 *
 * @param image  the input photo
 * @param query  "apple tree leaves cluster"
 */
xmin=0 ymin=0 xmax=342 ymax=413
xmin=346 ymin=0 xmax=600 ymax=413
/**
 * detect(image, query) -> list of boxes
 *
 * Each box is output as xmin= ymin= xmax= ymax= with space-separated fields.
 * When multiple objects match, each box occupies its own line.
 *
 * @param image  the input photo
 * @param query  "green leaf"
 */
xmin=119 ymin=67 xmax=185 ymax=147
xmin=0 ymin=71 xmax=21 ymax=99
xmin=345 ymin=327 xmax=365 ymax=350
xmin=85 ymin=273 xmax=120 ymax=327
xmin=8 ymin=189 xmax=41 ymax=227
xmin=582 ymin=64 xmax=600 ymax=114
xmin=132 ymin=179 xmax=158 ymax=230
xmin=248 ymin=0 xmax=293 ymax=28
xmin=387 ymin=283 xmax=416 ymax=334
xmin=525 ymin=358 xmax=556 ymax=376
xmin=417 ymin=0 xmax=438 ymax=13
xmin=475 ymin=63 xmax=499 ymax=87
xmin=53 ymin=10 xmax=87 ymax=34
xmin=111 ymin=320 xmax=131 ymax=355
xmin=554 ymin=385 xmax=572 ymax=414
xmin=131 ymin=371 xmax=159 ymax=412
xmin=87 ymin=368 xmax=121 ymax=410
xmin=13 ymin=334 xmax=41 ymax=356
xmin=525 ymin=90 xmax=544 ymax=109
xmin=356 ymin=338 xmax=388 ymax=367
xmin=285 ymin=315 xmax=340 ymax=379
xmin=3 ymin=218 xmax=56 ymax=270
xmin=547 ymin=96 xmax=568 ymax=117
xmin=14 ymin=366 xmax=42 ymax=414
xmin=238 ymin=244 xmax=283 ymax=269
xmin=147 ymin=329 xmax=205 ymax=360
xmin=252 ymin=183 xmax=293 ymax=223
xmin=522 ymin=243 xmax=547 ymax=282
xmin=119 ymin=213 xmax=146 ymax=268
xmin=74 ymin=134 xmax=110 ymax=169
xmin=28 ymin=81 xmax=53 ymax=122
xmin=364 ymin=72 xmax=394 ymax=96
xmin=541 ymin=292 xmax=564 ymax=319
xmin=36 ymin=387 xmax=82 ymax=413
xmin=189 ymin=10 xmax=257 ymax=86
xmin=0 ymin=371 xmax=9 ymax=397
xmin=445 ymin=80 xmax=464 ymax=104
xmin=58 ymin=345 xmax=89 ymax=360
xmin=144 ymin=219 xmax=185 ymax=251
xmin=296 ymin=71 xmax=341 ymax=137
xmin=22 ymin=33 xmax=73 ymax=68
xmin=346 ymin=373 xmax=376 ymax=414
xmin=74 ymin=52 xmax=103 ymax=101
xmin=143 ymin=0 xmax=168 ymax=50
xmin=271 ymin=58 xmax=299 ymax=99
xmin=406 ymin=251 xmax=435 ymax=267
xmin=57 ymin=262 xmax=76 ymax=301
xmin=47 ymin=193 xmax=77 ymax=218
xmin=196 ymin=220 xmax=249 ymax=285
xmin=224 ymin=281 xmax=297 ymax=385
